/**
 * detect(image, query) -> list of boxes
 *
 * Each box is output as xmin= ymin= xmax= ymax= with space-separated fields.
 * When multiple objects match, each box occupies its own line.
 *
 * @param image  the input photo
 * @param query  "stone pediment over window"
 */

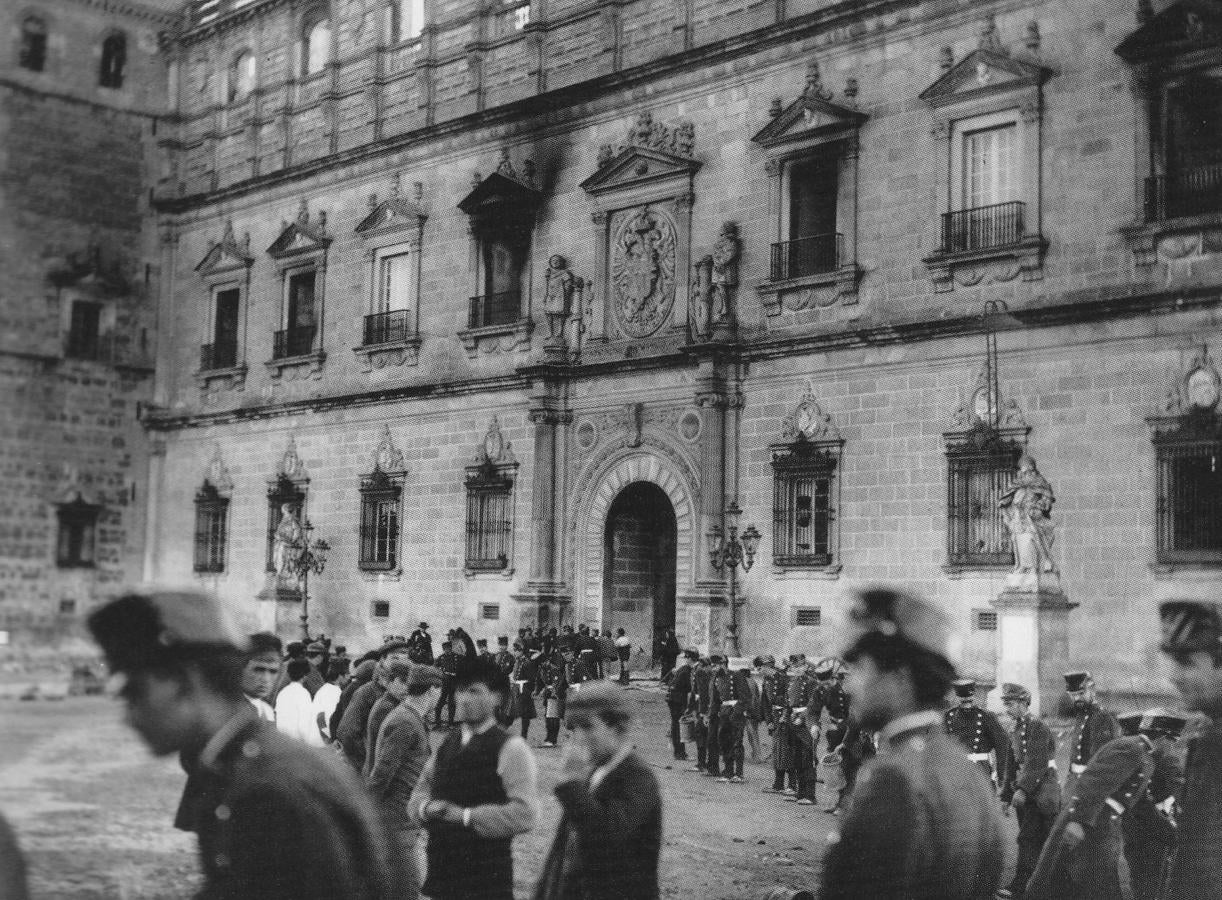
xmin=750 ymin=93 xmax=866 ymax=151
xmin=267 ymin=201 xmax=331 ymax=261
xmin=580 ymin=146 xmax=703 ymax=197
xmin=1116 ymin=0 xmax=1222 ymax=63
xmin=458 ymin=166 xmax=542 ymax=217
xmin=355 ymin=182 xmax=427 ymax=238
xmin=196 ymin=220 xmax=253 ymax=278
xmin=920 ymin=49 xmax=1051 ymax=109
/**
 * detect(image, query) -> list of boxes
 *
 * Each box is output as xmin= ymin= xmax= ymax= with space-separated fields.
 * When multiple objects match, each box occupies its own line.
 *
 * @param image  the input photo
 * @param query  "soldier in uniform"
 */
xmin=1124 ymin=710 xmax=1187 ymax=900
xmin=1158 ymin=599 xmax=1222 ymax=900
xmin=761 ymin=656 xmax=794 ymax=794
xmin=997 ymin=683 xmax=1061 ymax=900
xmin=1025 ymin=710 xmax=1162 ymax=900
xmin=820 ymin=586 xmax=1006 ymax=899
xmin=538 ymin=650 xmax=566 ymax=747
xmin=88 ymin=588 xmax=396 ymax=900
xmin=667 ymin=649 xmax=697 ymax=761
xmin=787 ymin=657 xmax=821 ymax=805
xmin=1063 ymin=671 xmax=1119 ymax=797
xmin=714 ymin=657 xmax=752 ymax=783
xmin=689 ymin=656 xmax=718 ymax=776
xmin=944 ymin=678 xmax=1010 ymax=790
xmin=433 ymin=641 xmax=460 ymax=728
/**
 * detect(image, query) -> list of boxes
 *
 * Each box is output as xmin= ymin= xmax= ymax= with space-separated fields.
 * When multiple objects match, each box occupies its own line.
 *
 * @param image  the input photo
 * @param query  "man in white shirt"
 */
xmin=313 ymin=658 xmax=347 ymax=741
xmin=276 ymin=658 xmax=323 ymax=746
xmin=241 ymin=631 xmax=281 ymax=722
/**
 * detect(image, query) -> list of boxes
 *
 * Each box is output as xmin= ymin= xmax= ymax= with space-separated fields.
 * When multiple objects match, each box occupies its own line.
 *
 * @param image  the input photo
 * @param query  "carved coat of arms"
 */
xmin=610 ymin=206 xmax=676 ymax=338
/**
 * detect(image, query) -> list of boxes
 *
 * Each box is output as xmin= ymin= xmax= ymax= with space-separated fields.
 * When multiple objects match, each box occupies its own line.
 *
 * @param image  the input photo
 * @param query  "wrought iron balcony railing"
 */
xmin=939 ymin=201 xmax=1025 ymax=254
xmin=468 ymin=290 xmax=521 ymax=330
xmin=769 ymin=233 xmax=842 ymax=281
xmin=200 ymin=342 xmax=238 ymax=371
xmin=272 ymin=325 xmax=316 ymax=360
xmin=363 ymin=309 xmax=412 ymax=346
xmin=1145 ymin=164 xmax=1222 ymax=222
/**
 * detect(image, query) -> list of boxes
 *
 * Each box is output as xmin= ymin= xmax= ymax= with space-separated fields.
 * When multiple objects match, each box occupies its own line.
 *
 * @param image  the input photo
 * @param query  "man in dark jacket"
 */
xmin=535 ymin=682 xmax=661 ymax=900
xmin=408 ymin=623 xmax=434 ymax=664
xmin=434 ymin=641 xmax=459 ymax=728
xmin=338 ymin=641 xmax=411 ymax=770
xmin=1159 ymin=599 xmax=1222 ymax=900
xmin=944 ymin=678 xmax=1010 ymax=789
xmin=998 ymin=683 xmax=1061 ymax=900
xmin=820 ymin=586 xmax=1005 ymax=900
xmin=666 ymin=649 xmax=697 ymax=760
xmin=1124 ymin=710 xmax=1186 ymax=900
xmin=1063 ymin=671 xmax=1119 ymax=797
xmin=89 ymin=588 xmax=396 ymax=900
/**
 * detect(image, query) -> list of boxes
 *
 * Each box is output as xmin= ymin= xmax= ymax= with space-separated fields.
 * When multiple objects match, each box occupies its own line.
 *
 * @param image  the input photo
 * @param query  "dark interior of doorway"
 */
xmin=603 ymin=481 xmax=677 ymax=662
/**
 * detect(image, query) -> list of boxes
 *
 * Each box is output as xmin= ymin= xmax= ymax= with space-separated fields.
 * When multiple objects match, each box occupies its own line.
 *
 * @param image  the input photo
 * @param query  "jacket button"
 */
xmin=215 ymin=853 xmax=230 ymax=869
xmin=215 ymin=804 xmax=231 ymax=821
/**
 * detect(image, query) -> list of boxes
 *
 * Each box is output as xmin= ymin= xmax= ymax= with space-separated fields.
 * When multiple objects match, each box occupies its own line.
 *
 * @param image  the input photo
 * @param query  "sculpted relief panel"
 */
xmin=609 ymin=205 xmax=678 ymax=339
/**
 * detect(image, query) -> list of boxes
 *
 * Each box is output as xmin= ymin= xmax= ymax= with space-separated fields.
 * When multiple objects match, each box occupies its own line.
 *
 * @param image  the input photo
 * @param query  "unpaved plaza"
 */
xmin=0 ymin=688 xmax=834 ymax=899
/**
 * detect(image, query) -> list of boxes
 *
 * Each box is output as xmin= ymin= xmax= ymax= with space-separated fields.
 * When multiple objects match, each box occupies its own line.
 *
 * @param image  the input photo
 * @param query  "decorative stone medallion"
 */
xmin=610 ymin=206 xmax=677 ymax=339
xmin=575 ymin=419 xmax=598 ymax=451
xmin=678 ymin=409 xmax=702 ymax=443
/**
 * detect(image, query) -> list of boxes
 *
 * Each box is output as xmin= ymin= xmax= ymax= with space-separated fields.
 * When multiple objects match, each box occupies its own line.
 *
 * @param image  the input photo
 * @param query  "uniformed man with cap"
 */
xmin=761 ymin=655 xmax=794 ymax=794
xmin=1025 ymin=708 xmax=1165 ymax=900
xmin=1158 ymin=599 xmax=1222 ymax=899
xmin=1063 ymin=671 xmax=1119 ymax=797
xmin=88 ymin=588 xmax=396 ymax=900
xmin=1124 ymin=710 xmax=1187 ymax=900
xmin=997 ymin=682 xmax=1060 ymax=900
xmin=787 ymin=657 xmax=821 ymax=805
xmin=814 ymin=660 xmax=851 ymax=812
xmin=819 ymin=586 xmax=1006 ymax=900
xmin=944 ymin=679 xmax=1011 ymax=790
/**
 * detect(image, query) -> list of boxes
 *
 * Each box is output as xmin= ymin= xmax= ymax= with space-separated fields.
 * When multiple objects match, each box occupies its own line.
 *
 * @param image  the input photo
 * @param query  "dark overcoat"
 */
xmin=1163 ymin=721 xmax=1222 ymax=900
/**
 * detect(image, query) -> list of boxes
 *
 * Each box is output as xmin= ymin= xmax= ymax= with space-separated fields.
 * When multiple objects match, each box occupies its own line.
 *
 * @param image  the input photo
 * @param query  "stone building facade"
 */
xmin=0 ymin=0 xmax=174 ymax=655
xmin=147 ymin=0 xmax=1222 ymax=703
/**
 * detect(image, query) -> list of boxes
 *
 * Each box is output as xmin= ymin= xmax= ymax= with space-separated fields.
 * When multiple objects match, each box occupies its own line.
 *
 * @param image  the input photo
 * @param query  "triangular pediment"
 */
xmin=1117 ymin=0 xmax=1222 ymax=62
xmin=355 ymin=196 xmax=428 ymax=236
xmin=458 ymin=171 xmax=542 ymax=216
xmin=580 ymin=146 xmax=702 ymax=196
xmin=920 ymin=49 xmax=1049 ymax=106
xmin=196 ymin=224 xmax=252 ymax=274
xmin=751 ymin=95 xmax=867 ymax=149
xmin=267 ymin=219 xmax=330 ymax=259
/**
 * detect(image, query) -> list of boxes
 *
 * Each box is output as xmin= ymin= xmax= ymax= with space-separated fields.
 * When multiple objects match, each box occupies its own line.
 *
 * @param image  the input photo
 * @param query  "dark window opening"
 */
xmin=359 ymin=474 xmax=400 ymax=571
xmin=194 ymin=483 xmax=229 ymax=574
xmin=1156 ymin=442 xmax=1222 ymax=564
xmin=274 ymin=271 xmax=316 ymax=359
xmin=974 ymin=609 xmax=999 ymax=632
xmin=20 ymin=17 xmax=47 ymax=72
xmin=794 ymin=607 xmax=822 ymax=627
xmin=1148 ymin=75 xmax=1222 ymax=221
xmin=202 ymin=288 xmax=240 ymax=370
xmin=772 ymin=443 xmax=838 ymax=567
xmin=772 ymin=151 xmax=841 ymax=280
xmin=99 ymin=33 xmax=126 ymax=89
xmin=946 ymin=444 xmax=1021 ymax=568
xmin=465 ymin=465 xmax=512 ymax=571
xmin=372 ymin=600 xmax=391 ymax=618
xmin=67 ymin=301 xmax=102 ymax=360
xmin=56 ymin=499 xmax=99 ymax=568
xmin=470 ymin=228 xmax=527 ymax=328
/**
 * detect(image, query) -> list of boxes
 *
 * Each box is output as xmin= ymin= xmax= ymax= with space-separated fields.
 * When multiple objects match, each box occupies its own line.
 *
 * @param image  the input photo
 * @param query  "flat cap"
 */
xmin=1160 ymin=600 xmax=1222 ymax=654
xmin=1001 ymin=683 xmax=1031 ymax=703
xmin=1063 ymin=671 xmax=1093 ymax=692
xmin=565 ymin=681 xmax=634 ymax=729
xmin=952 ymin=679 xmax=977 ymax=698
xmin=88 ymin=588 xmax=247 ymax=673
xmin=408 ymin=665 xmax=443 ymax=690
xmin=847 ymin=585 xmax=960 ymax=666
xmin=1140 ymin=708 xmax=1189 ymax=738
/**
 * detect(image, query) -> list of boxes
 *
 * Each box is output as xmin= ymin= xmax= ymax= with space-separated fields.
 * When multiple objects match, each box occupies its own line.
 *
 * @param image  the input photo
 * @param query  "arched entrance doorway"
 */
xmin=602 ymin=482 xmax=677 ymax=661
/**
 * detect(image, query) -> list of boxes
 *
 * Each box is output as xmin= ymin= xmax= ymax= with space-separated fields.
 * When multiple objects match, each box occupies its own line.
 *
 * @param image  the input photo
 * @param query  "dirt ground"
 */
xmin=0 ymin=686 xmax=832 ymax=900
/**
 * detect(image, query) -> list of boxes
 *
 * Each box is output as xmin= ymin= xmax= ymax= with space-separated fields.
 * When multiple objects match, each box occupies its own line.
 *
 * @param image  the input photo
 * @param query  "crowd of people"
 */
xmin=2 ymin=584 xmax=1222 ymax=900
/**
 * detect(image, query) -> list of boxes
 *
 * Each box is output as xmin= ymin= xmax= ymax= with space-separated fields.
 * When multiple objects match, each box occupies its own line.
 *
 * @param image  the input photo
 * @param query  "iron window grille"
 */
xmin=465 ymin=462 xmax=513 ymax=572
xmin=1146 ymin=164 xmax=1222 ymax=222
xmin=946 ymin=430 xmax=1022 ymax=568
xmin=772 ymin=441 xmax=840 ymax=568
xmin=66 ymin=301 xmax=103 ymax=360
xmin=359 ymin=471 xmax=401 ymax=571
xmin=770 ymin=234 xmax=842 ymax=281
xmin=193 ymin=481 xmax=229 ymax=573
xmin=973 ymin=609 xmax=999 ymax=632
xmin=372 ymin=600 xmax=391 ymax=618
xmin=20 ymin=17 xmax=47 ymax=72
xmin=480 ymin=604 xmax=501 ymax=621
xmin=363 ymin=309 xmax=412 ymax=346
xmin=56 ymin=498 xmax=100 ymax=568
xmin=265 ymin=474 xmax=306 ymax=572
xmin=1154 ymin=419 xmax=1222 ymax=565
xmin=468 ymin=290 xmax=522 ymax=329
xmin=794 ymin=607 xmax=822 ymax=627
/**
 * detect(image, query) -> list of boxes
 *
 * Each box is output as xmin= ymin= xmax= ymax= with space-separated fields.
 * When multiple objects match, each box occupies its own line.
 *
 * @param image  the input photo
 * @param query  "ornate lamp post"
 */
xmin=707 ymin=502 xmax=761 ymax=656
xmin=283 ymin=519 xmax=330 ymax=640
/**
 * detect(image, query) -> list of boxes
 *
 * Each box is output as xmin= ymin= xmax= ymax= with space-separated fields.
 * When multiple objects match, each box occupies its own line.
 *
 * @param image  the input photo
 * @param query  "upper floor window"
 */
xmin=194 ymin=481 xmax=229 ymax=574
xmin=228 ymin=50 xmax=255 ymax=102
xmin=391 ymin=0 xmax=425 ymax=43
xmin=770 ymin=393 xmax=843 ymax=570
xmin=66 ymin=300 xmax=102 ymax=360
xmin=776 ymin=148 xmax=842 ymax=281
xmin=1148 ymin=71 xmax=1222 ymax=221
xmin=19 ymin=17 xmax=47 ymax=72
xmin=266 ymin=204 xmax=330 ymax=369
xmin=56 ymin=497 xmax=100 ymax=568
xmin=494 ymin=0 xmax=529 ymax=36
xmin=202 ymin=286 xmax=240 ymax=370
xmin=303 ymin=16 xmax=331 ymax=76
xmin=464 ymin=419 xmax=517 ymax=574
xmin=99 ymin=33 xmax=126 ymax=89
xmin=359 ymin=471 xmax=401 ymax=571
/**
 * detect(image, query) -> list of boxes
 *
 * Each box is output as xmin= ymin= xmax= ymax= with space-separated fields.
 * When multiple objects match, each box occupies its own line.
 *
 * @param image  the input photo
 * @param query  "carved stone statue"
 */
xmin=709 ymin=221 xmax=740 ymax=324
xmin=272 ymin=503 xmax=305 ymax=581
xmin=542 ymin=254 xmax=575 ymax=342
xmin=998 ymin=455 xmax=1057 ymax=580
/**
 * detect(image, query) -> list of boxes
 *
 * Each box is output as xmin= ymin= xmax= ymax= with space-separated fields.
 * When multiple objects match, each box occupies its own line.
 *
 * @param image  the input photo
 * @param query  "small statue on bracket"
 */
xmin=690 ymin=222 xmax=740 ymax=341
xmin=542 ymin=254 xmax=577 ymax=345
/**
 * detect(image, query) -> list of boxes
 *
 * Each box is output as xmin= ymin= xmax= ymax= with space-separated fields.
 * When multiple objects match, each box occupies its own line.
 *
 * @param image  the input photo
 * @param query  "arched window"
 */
xmin=99 ymin=32 xmax=126 ymax=88
xmin=303 ymin=16 xmax=331 ymax=76
xmin=228 ymin=50 xmax=255 ymax=102
xmin=19 ymin=16 xmax=47 ymax=72
xmin=391 ymin=0 xmax=425 ymax=43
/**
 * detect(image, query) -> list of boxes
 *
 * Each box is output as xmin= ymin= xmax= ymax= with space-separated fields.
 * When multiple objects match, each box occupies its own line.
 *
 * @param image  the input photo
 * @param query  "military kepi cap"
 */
xmin=1159 ymin=600 xmax=1222 ymax=654
xmin=1117 ymin=711 xmax=1144 ymax=736
xmin=1140 ymin=708 xmax=1189 ymax=737
xmin=88 ymin=588 xmax=248 ymax=673
xmin=952 ymin=679 xmax=977 ymax=698
xmin=1063 ymin=671 xmax=1093 ymax=692
xmin=1001 ymin=683 xmax=1031 ymax=703
xmin=814 ymin=659 xmax=836 ymax=680
xmin=846 ymin=586 xmax=959 ymax=666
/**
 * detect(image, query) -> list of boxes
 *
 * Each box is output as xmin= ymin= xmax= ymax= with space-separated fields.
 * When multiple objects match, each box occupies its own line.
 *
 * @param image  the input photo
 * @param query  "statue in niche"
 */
xmin=709 ymin=222 xmax=739 ymax=323
xmin=541 ymin=254 xmax=575 ymax=342
xmin=998 ymin=454 xmax=1058 ymax=578
xmin=272 ymin=503 xmax=305 ymax=582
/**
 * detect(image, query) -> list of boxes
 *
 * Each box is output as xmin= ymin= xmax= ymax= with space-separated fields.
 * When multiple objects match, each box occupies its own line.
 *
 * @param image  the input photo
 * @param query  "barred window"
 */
xmin=771 ymin=441 xmax=840 ymax=568
xmin=56 ymin=498 xmax=100 ymax=568
xmin=1156 ymin=441 xmax=1222 ymax=564
xmin=359 ymin=472 xmax=401 ymax=571
xmin=20 ymin=17 xmax=47 ymax=72
xmin=99 ymin=33 xmax=126 ymax=89
xmin=946 ymin=442 xmax=1020 ymax=568
xmin=194 ymin=482 xmax=229 ymax=573
xmin=266 ymin=474 xmax=306 ymax=572
xmin=465 ymin=464 xmax=512 ymax=572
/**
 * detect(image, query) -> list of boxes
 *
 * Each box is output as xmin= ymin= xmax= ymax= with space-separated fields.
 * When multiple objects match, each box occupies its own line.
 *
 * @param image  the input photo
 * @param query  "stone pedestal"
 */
xmin=991 ymin=576 xmax=1076 ymax=717
xmin=676 ymin=588 xmax=728 ymax=656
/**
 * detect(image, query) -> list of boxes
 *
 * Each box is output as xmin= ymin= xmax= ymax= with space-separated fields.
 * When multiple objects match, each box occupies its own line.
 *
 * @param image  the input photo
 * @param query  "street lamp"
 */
xmin=283 ymin=519 xmax=330 ymax=640
xmin=707 ymin=502 xmax=761 ymax=656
